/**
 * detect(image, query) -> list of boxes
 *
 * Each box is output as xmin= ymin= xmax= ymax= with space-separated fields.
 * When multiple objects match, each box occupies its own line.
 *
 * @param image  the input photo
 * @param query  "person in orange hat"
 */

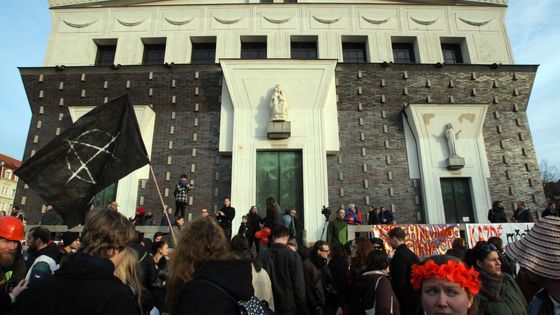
xmin=0 ymin=216 xmax=28 ymax=313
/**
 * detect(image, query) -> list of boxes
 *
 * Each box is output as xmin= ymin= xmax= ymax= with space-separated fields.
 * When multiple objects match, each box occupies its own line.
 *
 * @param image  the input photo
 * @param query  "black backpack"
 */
xmin=198 ymin=279 xmax=274 ymax=315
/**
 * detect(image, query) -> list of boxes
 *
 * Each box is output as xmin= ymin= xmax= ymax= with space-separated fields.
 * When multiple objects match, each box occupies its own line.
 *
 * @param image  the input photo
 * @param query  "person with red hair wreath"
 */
xmin=411 ymin=255 xmax=481 ymax=315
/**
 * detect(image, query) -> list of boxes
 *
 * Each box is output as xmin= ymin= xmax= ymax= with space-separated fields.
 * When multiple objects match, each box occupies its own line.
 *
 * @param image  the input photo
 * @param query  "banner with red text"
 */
xmin=465 ymin=223 xmax=534 ymax=248
xmin=369 ymin=224 xmax=461 ymax=257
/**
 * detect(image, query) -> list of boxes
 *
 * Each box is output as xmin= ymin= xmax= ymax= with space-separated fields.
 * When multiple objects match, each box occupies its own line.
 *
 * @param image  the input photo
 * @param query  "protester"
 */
xmin=24 ymin=226 xmax=61 ymax=287
xmin=326 ymin=208 xmax=348 ymax=247
xmin=247 ymin=205 xmax=263 ymax=254
xmin=512 ymin=201 xmax=534 ymax=222
xmin=388 ymin=227 xmax=419 ymax=315
xmin=541 ymin=202 xmax=558 ymax=218
xmin=160 ymin=207 xmax=173 ymax=226
xmin=370 ymin=237 xmax=386 ymax=252
xmin=344 ymin=204 xmax=363 ymax=225
xmin=151 ymin=239 xmax=170 ymax=312
xmin=230 ymin=235 xmax=275 ymax=311
xmin=346 ymin=237 xmax=374 ymax=314
xmin=238 ymin=215 xmax=250 ymax=239
xmin=169 ymin=215 xmax=184 ymax=248
xmin=216 ymin=198 xmax=235 ymax=240
xmin=39 ymin=204 xmax=63 ymax=226
xmin=114 ymin=247 xmax=144 ymax=314
xmin=488 ymin=201 xmax=508 ymax=223
xmin=303 ymin=240 xmax=330 ymax=314
xmin=152 ymin=232 xmax=164 ymax=244
xmin=0 ymin=216 xmax=28 ymax=314
xmin=378 ymin=207 xmax=394 ymax=224
xmin=107 ymin=201 xmax=119 ymax=211
xmin=505 ymin=216 xmax=560 ymax=315
xmin=412 ymin=255 xmax=480 ymax=315
xmin=16 ymin=209 xmax=138 ymax=314
xmin=174 ymin=174 xmax=192 ymax=219
xmin=355 ymin=250 xmax=400 ymax=315
xmin=259 ymin=225 xmax=309 ymax=314
xmin=132 ymin=207 xmax=146 ymax=226
xmin=264 ymin=196 xmax=282 ymax=230
xmin=325 ymin=243 xmax=348 ymax=315
xmin=282 ymin=209 xmax=297 ymax=239
xmin=467 ymin=242 xmax=527 ymax=315
xmin=167 ymin=217 xmax=253 ymax=314
xmin=200 ymin=208 xmax=209 ymax=218
xmin=367 ymin=206 xmax=380 ymax=225
xmin=487 ymin=237 xmax=516 ymax=277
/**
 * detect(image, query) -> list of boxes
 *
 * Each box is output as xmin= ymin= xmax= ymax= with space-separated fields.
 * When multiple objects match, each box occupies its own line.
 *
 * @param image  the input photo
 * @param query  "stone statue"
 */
xmin=445 ymin=123 xmax=462 ymax=158
xmin=269 ymin=84 xmax=288 ymax=121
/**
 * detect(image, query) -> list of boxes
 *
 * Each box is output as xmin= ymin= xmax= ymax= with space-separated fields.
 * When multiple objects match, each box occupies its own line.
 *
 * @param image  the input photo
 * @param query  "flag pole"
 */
xmin=149 ymin=164 xmax=178 ymax=245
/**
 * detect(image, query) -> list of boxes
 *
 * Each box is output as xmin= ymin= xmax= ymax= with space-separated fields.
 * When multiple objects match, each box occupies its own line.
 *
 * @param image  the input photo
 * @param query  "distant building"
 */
xmin=15 ymin=0 xmax=545 ymax=241
xmin=0 ymin=154 xmax=21 ymax=212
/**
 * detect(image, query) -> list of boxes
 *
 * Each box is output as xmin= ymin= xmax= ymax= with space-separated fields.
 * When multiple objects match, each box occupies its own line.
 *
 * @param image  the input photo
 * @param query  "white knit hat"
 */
xmin=505 ymin=216 xmax=560 ymax=279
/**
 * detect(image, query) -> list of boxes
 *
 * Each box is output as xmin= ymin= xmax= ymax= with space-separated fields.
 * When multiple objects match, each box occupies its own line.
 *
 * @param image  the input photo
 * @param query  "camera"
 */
xmin=321 ymin=206 xmax=332 ymax=220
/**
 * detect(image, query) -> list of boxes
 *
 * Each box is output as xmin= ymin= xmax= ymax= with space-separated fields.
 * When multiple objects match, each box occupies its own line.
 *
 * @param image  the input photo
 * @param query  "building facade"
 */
xmin=15 ymin=0 xmax=544 ymax=242
xmin=1 ymin=154 xmax=21 ymax=213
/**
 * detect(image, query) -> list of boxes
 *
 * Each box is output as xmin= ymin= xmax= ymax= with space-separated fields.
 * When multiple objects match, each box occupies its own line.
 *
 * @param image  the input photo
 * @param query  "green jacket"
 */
xmin=326 ymin=219 xmax=347 ymax=247
xmin=476 ymin=273 xmax=527 ymax=315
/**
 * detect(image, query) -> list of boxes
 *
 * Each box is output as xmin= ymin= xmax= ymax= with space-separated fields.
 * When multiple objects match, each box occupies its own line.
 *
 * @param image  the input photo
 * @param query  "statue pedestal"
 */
xmin=267 ymin=121 xmax=291 ymax=139
xmin=447 ymin=157 xmax=465 ymax=170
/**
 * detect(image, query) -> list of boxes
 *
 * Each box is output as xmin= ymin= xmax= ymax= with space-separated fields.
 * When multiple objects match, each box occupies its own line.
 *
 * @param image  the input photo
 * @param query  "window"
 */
xmin=284 ymin=0 xmax=297 ymax=2
xmin=392 ymin=42 xmax=416 ymax=63
xmin=4 ymin=170 xmax=12 ymax=179
xmin=241 ymin=38 xmax=267 ymax=59
xmin=191 ymin=42 xmax=216 ymax=64
xmin=291 ymin=38 xmax=317 ymax=59
xmin=441 ymin=42 xmax=466 ymax=64
xmin=342 ymin=42 xmax=367 ymax=63
xmin=95 ymin=42 xmax=116 ymax=66
xmin=260 ymin=0 xmax=273 ymax=3
xmin=142 ymin=41 xmax=166 ymax=65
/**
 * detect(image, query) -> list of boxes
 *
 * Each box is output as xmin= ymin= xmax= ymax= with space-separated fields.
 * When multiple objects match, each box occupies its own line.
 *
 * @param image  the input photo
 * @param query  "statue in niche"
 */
xmin=445 ymin=123 xmax=462 ymax=158
xmin=269 ymin=84 xmax=288 ymax=121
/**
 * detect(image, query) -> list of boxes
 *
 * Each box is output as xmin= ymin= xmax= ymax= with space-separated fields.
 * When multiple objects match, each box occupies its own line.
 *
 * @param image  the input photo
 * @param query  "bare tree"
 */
xmin=540 ymin=159 xmax=560 ymax=198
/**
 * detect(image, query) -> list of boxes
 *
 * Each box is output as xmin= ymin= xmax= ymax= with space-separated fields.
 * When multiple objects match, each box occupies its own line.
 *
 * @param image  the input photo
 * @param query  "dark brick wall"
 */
xmin=15 ymin=63 xmax=545 ymax=225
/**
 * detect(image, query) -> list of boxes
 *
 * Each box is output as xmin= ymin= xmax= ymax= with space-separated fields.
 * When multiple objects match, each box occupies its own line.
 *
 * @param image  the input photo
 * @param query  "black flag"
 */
xmin=16 ymin=95 xmax=150 ymax=227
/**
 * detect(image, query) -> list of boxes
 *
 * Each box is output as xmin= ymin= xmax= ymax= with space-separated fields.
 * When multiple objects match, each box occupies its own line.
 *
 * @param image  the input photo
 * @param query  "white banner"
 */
xmin=465 ymin=223 xmax=534 ymax=248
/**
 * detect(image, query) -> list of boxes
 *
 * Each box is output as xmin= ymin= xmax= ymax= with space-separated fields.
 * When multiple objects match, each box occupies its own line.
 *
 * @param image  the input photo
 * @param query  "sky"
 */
xmin=0 ymin=0 xmax=558 ymax=176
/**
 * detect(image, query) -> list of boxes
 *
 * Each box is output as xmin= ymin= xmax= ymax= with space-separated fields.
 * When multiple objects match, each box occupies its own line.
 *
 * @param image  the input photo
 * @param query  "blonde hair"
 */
xmin=114 ymin=248 xmax=143 ymax=314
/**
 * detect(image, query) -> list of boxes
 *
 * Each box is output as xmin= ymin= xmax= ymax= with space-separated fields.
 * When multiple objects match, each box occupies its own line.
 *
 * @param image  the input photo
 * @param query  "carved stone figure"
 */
xmin=445 ymin=123 xmax=462 ymax=158
xmin=269 ymin=84 xmax=288 ymax=121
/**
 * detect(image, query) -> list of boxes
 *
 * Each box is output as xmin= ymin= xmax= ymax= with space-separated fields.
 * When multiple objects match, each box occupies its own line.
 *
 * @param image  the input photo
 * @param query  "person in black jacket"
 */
xmin=488 ymin=200 xmax=508 ymax=223
xmin=216 ymin=198 xmax=236 ymax=239
xmin=247 ymin=206 xmax=263 ymax=253
xmin=167 ymin=216 xmax=253 ymax=314
xmin=388 ymin=227 xmax=419 ymax=315
xmin=367 ymin=206 xmax=379 ymax=225
xmin=264 ymin=196 xmax=282 ymax=230
xmin=259 ymin=226 xmax=309 ymax=315
xmin=16 ymin=209 xmax=139 ymax=315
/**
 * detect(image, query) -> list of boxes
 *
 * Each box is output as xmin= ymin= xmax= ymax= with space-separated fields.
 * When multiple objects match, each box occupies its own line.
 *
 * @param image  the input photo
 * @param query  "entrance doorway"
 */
xmin=440 ymin=178 xmax=474 ymax=223
xmin=256 ymin=151 xmax=304 ymax=225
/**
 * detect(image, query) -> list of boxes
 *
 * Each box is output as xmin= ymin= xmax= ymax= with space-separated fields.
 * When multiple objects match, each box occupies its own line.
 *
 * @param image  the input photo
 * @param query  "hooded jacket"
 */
xmin=16 ymin=253 xmax=138 ymax=315
xmin=174 ymin=259 xmax=254 ymax=314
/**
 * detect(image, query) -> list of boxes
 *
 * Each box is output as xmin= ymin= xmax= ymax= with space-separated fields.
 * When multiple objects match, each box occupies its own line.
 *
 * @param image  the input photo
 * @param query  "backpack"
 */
xmin=360 ymin=273 xmax=394 ymax=315
xmin=198 ymin=278 xmax=274 ymax=315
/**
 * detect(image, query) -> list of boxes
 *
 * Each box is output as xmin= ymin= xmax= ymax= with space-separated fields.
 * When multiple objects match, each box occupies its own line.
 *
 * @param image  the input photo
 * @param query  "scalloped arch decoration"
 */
xmin=62 ymin=19 xmax=98 ymax=28
xmin=164 ymin=17 xmax=194 ymax=26
xmin=117 ymin=18 xmax=145 ymax=27
xmin=361 ymin=16 xmax=390 ymax=25
xmin=263 ymin=16 xmax=292 ymax=24
xmin=458 ymin=17 xmax=493 ymax=26
xmin=214 ymin=16 xmax=242 ymax=24
xmin=312 ymin=15 xmax=340 ymax=24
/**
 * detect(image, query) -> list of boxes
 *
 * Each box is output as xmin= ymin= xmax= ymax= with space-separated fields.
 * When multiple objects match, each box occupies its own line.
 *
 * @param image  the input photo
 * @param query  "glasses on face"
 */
xmin=480 ymin=244 xmax=497 ymax=253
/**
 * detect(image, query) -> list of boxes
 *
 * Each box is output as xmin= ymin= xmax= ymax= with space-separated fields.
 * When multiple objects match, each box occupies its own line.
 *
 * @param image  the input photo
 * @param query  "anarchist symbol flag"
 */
xmin=15 ymin=94 xmax=150 ymax=227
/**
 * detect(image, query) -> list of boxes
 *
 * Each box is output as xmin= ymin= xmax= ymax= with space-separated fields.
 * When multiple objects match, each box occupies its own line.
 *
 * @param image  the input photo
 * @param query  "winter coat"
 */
xmin=527 ymin=288 xmax=557 ymax=315
xmin=378 ymin=210 xmax=394 ymax=224
xmin=354 ymin=271 xmax=400 ymax=315
xmin=247 ymin=211 xmax=263 ymax=236
xmin=259 ymin=243 xmax=309 ymax=315
xmin=488 ymin=207 xmax=508 ymax=223
xmin=25 ymin=243 xmax=62 ymax=288
xmin=326 ymin=219 xmax=348 ymax=247
xmin=476 ymin=272 xmax=527 ymax=315
xmin=303 ymin=254 xmax=327 ymax=312
xmin=389 ymin=243 xmax=419 ymax=315
xmin=217 ymin=205 xmax=236 ymax=230
xmin=344 ymin=209 xmax=362 ymax=225
xmin=327 ymin=254 xmax=348 ymax=308
xmin=16 ymin=253 xmax=139 ymax=315
xmin=175 ymin=259 xmax=253 ymax=314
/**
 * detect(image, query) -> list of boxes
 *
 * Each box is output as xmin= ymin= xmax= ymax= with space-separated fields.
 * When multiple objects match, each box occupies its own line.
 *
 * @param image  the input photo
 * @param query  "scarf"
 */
xmin=477 ymin=268 xmax=505 ymax=301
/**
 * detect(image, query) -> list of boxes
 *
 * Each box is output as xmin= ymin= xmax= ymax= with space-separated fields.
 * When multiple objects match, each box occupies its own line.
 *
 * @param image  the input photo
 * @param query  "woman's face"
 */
xmin=160 ymin=243 xmax=170 ymax=257
xmin=421 ymin=278 xmax=473 ymax=315
xmin=477 ymin=251 xmax=502 ymax=277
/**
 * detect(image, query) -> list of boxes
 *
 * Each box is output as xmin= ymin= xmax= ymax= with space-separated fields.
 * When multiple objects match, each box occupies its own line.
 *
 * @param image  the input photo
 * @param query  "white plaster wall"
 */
xmin=68 ymin=105 xmax=155 ymax=219
xmin=45 ymin=2 xmax=513 ymax=66
xmin=220 ymin=59 xmax=338 ymax=242
xmin=404 ymin=104 xmax=491 ymax=224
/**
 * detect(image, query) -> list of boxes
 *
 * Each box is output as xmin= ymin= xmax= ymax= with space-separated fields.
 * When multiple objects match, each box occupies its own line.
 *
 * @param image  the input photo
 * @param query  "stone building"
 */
xmin=0 ymin=154 xmax=21 ymax=212
xmin=15 ymin=0 xmax=544 ymax=242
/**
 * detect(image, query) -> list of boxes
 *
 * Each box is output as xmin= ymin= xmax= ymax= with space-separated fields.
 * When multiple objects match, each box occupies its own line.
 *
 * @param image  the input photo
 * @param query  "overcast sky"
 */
xmin=0 ymin=0 xmax=558 ymax=176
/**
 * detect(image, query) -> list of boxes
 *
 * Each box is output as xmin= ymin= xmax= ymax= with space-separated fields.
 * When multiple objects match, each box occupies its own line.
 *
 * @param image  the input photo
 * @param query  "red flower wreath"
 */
xmin=411 ymin=260 xmax=480 ymax=295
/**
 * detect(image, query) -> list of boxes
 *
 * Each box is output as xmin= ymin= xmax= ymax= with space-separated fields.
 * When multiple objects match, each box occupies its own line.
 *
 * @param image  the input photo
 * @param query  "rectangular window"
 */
xmin=392 ymin=42 xmax=416 ymax=63
xmin=291 ymin=39 xmax=317 ymax=59
xmin=142 ymin=43 xmax=166 ymax=65
xmin=260 ymin=0 xmax=273 ymax=3
xmin=241 ymin=41 xmax=267 ymax=59
xmin=191 ymin=42 xmax=216 ymax=64
xmin=442 ymin=43 xmax=464 ymax=64
xmin=342 ymin=42 xmax=367 ymax=63
xmin=95 ymin=43 xmax=116 ymax=66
